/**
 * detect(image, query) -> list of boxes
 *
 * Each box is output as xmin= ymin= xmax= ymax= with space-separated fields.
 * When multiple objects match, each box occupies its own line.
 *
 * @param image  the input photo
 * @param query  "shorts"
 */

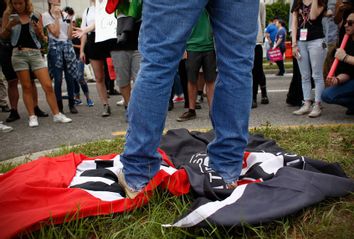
xmin=111 ymin=50 xmax=141 ymax=87
xmin=84 ymin=33 xmax=115 ymax=60
xmin=186 ymin=50 xmax=217 ymax=83
xmin=0 ymin=44 xmax=17 ymax=81
xmin=11 ymin=48 xmax=46 ymax=72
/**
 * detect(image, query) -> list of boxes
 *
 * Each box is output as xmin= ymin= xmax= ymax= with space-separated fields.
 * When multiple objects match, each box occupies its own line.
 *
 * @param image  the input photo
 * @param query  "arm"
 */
xmin=291 ymin=11 xmax=299 ymax=57
xmin=79 ymin=33 xmax=87 ymax=63
xmin=310 ymin=0 xmax=325 ymax=20
xmin=46 ymin=7 xmax=62 ymax=38
xmin=32 ymin=15 xmax=47 ymax=43
xmin=0 ymin=13 xmax=20 ymax=39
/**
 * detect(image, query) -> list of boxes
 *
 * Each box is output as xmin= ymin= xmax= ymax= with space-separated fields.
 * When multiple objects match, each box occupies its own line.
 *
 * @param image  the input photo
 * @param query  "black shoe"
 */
xmin=168 ymin=101 xmax=174 ymax=111
xmin=345 ymin=109 xmax=354 ymax=115
xmin=1 ymin=105 xmax=10 ymax=112
xmin=195 ymin=102 xmax=202 ymax=110
xmin=177 ymin=110 xmax=196 ymax=122
xmin=34 ymin=106 xmax=49 ymax=117
xmin=6 ymin=109 xmax=20 ymax=122
xmin=69 ymin=105 xmax=78 ymax=114
xmin=252 ymin=100 xmax=257 ymax=108
xmin=109 ymin=89 xmax=120 ymax=95
xmin=102 ymin=104 xmax=111 ymax=117
xmin=261 ymin=96 xmax=269 ymax=104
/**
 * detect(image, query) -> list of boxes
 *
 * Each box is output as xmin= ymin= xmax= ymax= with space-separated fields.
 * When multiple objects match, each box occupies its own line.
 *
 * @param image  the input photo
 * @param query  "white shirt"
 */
xmin=42 ymin=11 xmax=70 ymax=41
xmin=81 ymin=6 xmax=95 ymax=30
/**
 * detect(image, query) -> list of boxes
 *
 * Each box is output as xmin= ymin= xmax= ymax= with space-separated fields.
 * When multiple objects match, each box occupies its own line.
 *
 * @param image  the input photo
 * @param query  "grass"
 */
xmin=1 ymin=125 xmax=353 ymax=239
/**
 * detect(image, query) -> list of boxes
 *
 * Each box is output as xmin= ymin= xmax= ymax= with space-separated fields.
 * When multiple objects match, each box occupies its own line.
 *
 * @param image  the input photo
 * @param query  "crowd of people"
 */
xmin=0 ymin=0 xmax=352 ymax=133
xmin=0 ymin=0 xmax=352 ymax=199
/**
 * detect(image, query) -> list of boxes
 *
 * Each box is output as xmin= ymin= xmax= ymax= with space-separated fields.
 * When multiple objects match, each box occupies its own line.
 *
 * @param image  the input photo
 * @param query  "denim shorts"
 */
xmin=11 ymin=48 xmax=46 ymax=72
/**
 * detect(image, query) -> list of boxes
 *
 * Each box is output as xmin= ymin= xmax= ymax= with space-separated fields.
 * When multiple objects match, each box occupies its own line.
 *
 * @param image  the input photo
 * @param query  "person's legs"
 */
xmin=33 ymin=68 xmax=60 ymax=115
xmin=201 ymin=50 xmax=216 ymax=108
xmin=308 ymin=39 xmax=326 ymax=103
xmin=186 ymin=51 xmax=203 ymax=110
xmin=17 ymin=70 xmax=35 ymax=116
xmin=297 ymin=41 xmax=312 ymax=102
xmin=322 ymin=80 xmax=354 ymax=111
xmin=121 ymin=0 xmax=207 ymax=191
xmin=63 ymin=59 xmax=78 ymax=113
xmin=48 ymin=49 xmax=64 ymax=112
xmin=90 ymin=59 xmax=110 ymax=116
xmin=111 ymin=51 xmax=132 ymax=107
xmin=206 ymin=0 xmax=259 ymax=184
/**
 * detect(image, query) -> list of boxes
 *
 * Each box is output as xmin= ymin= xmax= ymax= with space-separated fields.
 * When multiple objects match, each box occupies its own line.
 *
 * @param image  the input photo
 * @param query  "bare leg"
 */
xmin=90 ymin=59 xmax=109 ymax=105
xmin=205 ymin=81 xmax=215 ymax=108
xmin=119 ymin=84 xmax=132 ymax=107
xmin=7 ymin=79 xmax=19 ymax=110
xmin=187 ymin=81 xmax=197 ymax=110
xmin=33 ymin=68 xmax=59 ymax=115
xmin=16 ymin=71 xmax=35 ymax=116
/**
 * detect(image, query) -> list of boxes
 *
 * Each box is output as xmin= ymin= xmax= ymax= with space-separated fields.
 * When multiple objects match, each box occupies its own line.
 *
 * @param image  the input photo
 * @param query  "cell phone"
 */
xmin=296 ymin=51 xmax=301 ymax=60
xmin=31 ymin=14 xmax=39 ymax=23
xmin=9 ymin=14 xmax=19 ymax=21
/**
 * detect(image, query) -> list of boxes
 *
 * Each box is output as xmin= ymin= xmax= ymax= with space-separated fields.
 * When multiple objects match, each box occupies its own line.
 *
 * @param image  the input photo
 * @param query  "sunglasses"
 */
xmin=344 ymin=20 xmax=353 ymax=26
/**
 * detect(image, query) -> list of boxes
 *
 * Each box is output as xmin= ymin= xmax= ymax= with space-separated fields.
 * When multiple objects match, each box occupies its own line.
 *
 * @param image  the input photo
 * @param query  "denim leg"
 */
xmin=206 ymin=0 xmax=259 ymax=184
xmin=322 ymin=80 xmax=354 ymax=110
xmin=297 ymin=41 xmax=312 ymax=101
xmin=307 ymin=39 xmax=326 ymax=102
xmin=48 ymin=49 xmax=64 ymax=101
xmin=121 ymin=0 xmax=208 ymax=191
xmin=77 ymin=60 xmax=89 ymax=95
xmin=63 ymin=60 xmax=75 ymax=106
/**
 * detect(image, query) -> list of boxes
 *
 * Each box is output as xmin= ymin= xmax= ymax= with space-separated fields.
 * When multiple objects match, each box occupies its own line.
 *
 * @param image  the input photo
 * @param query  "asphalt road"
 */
xmin=1 ymin=73 xmax=353 ymax=161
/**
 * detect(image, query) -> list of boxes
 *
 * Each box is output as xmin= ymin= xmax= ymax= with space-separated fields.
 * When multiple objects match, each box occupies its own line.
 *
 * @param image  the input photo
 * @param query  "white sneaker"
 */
xmin=53 ymin=113 xmax=72 ymax=123
xmin=308 ymin=103 xmax=322 ymax=118
xmin=29 ymin=115 xmax=39 ymax=127
xmin=0 ymin=121 xmax=13 ymax=132
xmin=116 ymin=98 xmax=125 ymax=106
xmin=293 ymin=102 xmax=312 ymax=115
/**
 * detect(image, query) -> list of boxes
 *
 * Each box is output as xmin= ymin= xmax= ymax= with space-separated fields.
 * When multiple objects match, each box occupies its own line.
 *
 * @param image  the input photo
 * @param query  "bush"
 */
xmin=266 ymin=0 xmax=291 ymax=31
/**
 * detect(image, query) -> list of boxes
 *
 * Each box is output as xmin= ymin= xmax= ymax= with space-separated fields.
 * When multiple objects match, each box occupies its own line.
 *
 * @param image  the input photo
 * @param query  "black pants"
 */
xmin=275 ymin=47 xmax=285 ymax=74
xmin=286 ymin=57 xmax=303 ymax=106
xmin=252 ymin=44 xmax=267 ymax=99
xmin=170 ymin=59 xmax=188 ymax=107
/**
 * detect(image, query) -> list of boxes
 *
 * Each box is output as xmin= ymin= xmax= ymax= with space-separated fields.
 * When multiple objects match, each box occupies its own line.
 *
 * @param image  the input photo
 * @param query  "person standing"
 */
xmin=118 ymin=1 xmax=260 ymax=198
xmin=291 ymin=0 xmax=327 ymax=118
xmin=273 ymin=19 xmax=287 ymax=76
xmin=176 ymin=9 xmax=216 ymax=122
xmin=252 ymin=0 xmax=269 ymax=109
xmin=42 ymin=0 xmax=78 ymax=114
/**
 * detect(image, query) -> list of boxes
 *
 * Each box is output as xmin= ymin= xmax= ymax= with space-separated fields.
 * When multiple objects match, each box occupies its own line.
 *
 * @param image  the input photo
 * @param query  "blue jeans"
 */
xmin=121 ymin=0 xmax=259 ymax=190
xmin=322 ymin=80 xmax=354 ymax=111
xmin=297 ymin=38 xmax=326 ymax=102
xmin=47 ymin=48 xmax=75 ymax=105
xmin=73 ymin=59 xmax=89 ymax=97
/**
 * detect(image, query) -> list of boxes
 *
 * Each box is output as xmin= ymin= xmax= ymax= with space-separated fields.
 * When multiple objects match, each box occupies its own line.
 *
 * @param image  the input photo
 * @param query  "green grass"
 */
xmin=1 ymin=125 xmax=353 ymax=239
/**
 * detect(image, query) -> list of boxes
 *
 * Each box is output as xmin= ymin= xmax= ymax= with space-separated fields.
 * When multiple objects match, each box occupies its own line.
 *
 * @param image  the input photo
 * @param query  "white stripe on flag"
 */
xmin=163 ymin=184 xmax=247 ymax=228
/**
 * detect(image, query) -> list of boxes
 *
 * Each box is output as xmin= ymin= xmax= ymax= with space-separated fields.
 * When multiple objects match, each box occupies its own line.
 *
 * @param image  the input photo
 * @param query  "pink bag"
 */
xmin=268 ymin=48 xmax=283 ymax=62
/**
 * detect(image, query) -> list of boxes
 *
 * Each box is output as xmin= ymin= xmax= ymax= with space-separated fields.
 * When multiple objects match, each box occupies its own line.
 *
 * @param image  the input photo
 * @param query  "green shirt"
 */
xmin=186 ymin=10 xmax=214 ymax=52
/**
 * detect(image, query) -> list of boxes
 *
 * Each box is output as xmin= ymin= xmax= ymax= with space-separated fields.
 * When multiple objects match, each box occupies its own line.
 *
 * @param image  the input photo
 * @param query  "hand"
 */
xmin=31 ymin=19 xmax=42 ymax=35
xmin=80 ymin=52 xmax=86 ymax=63
xmin=7 ymin=18 xmax=20 ymax=29
xmin=72 ymin=27 xmax=84 ymax=38
xmin=292 ymin=46 xmax=299 ymax=58
xmin=335 ymin=48 xmax=347 ymax=61
xmin=326 ymin=76 xmax=339 ymax=86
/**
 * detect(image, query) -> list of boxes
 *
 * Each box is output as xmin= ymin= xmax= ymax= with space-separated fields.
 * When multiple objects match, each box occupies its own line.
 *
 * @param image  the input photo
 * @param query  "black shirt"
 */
xmin=292 ymin=2 xmax=326 ymax=41
xmin=113 ymin=20 xmax=141 ymax=51
xmin=16 ymin=23 xmax=39 ymax=49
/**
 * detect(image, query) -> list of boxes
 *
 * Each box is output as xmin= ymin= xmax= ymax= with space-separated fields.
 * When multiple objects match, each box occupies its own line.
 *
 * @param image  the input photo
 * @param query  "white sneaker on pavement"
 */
xmin=0 ymin=121 xmax=13 ymax=132
xmin=293 ymin=101 xmax=312 ymax=115
xmin=53 ymin=113 xmax=72 ymax=123
xmin=116 ymin=98 xmax=125 ymax=106
xmin=29 ymin=115 xmax=39 ymax=127
xmin=308 ymin=103 xmax=322 ymax=118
